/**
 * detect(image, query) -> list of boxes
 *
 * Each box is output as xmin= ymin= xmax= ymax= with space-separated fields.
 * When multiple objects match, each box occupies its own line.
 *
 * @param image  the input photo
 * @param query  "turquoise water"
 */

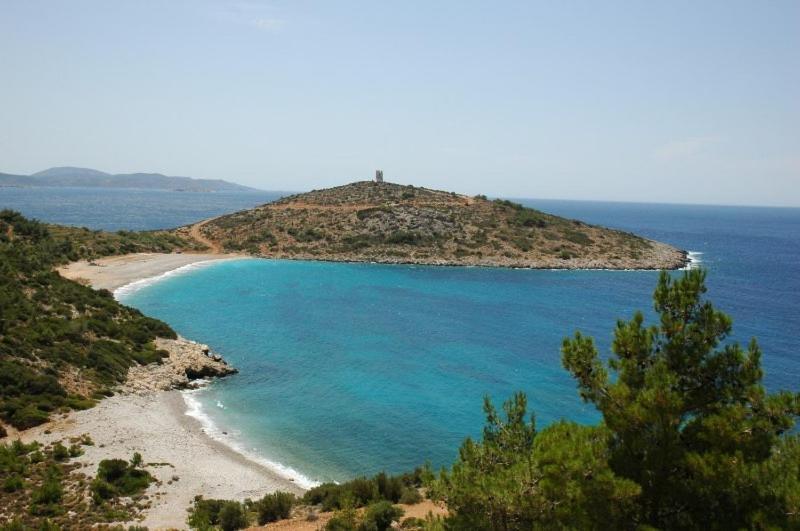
xmin=121 ymin=260 xmax=657 ymax=484
xmin=118 ymin=198 xmax=800 ymax=485
xmin=10 ymin=187 xmax=794 ymax=486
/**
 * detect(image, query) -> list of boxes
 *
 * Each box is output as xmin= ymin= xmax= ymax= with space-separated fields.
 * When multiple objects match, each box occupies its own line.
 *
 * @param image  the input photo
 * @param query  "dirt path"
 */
xmin=188 ymin=217 xmax=223 ymax=253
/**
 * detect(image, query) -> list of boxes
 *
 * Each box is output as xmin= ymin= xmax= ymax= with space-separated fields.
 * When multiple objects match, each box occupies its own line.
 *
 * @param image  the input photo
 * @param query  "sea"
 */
xmin=3 ymin=186 xmax=799 ymax=487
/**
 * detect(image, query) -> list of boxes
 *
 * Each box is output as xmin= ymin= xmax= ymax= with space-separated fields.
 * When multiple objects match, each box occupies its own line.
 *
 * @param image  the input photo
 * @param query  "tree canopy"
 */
xmin=430 ymin=269 xmax=800 ymax=530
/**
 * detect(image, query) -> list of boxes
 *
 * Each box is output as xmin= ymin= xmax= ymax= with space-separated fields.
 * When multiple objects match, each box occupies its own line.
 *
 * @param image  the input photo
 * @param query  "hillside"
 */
xmin=0 ymin=211 xmax=214 ymax=434
xmin=0 ymin=166 xmax=258 ymax=192
xmin=182 ymin=181 xmax=688 ymax=269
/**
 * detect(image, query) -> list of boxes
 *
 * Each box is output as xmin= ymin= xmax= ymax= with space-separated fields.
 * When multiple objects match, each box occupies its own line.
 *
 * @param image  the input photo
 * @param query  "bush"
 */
xmin=31 ymin=474 xmax=63 ymax=506
xmin=304 ymin=471 xmax=423 ymax=512
xmin=97 ymin=458 xmax=128 ymax=482
xmin=360 ymin=501 xmax=404 ymax=531
xmin=94 ymin=455 xmax=152 ymax=499
xmin=375 ymin=472 xmax=403 ymax=503
xmin=187 ymin=497 xmax=249 ymax=530
xmin=90 ymin=478 xmax=116 ymax=503
xmin=218 ymin=501 xmax=249 ymax=531
xmin=68 ymin=443 xmax=84 ymax=457
xmin=9 ymin=404 xmax=50 ymax=429
xmin=256 ymin=490 xmax=295 ymax=524
xmin=325 ymin=505 xmax=358 ymax=531
xmin=398 ymin=487 xmax=422 ymax=505
xmin=2 ymin=474 xmax=23 ymax=492
xmin=51 ymin=442 xmax=69 ymax=461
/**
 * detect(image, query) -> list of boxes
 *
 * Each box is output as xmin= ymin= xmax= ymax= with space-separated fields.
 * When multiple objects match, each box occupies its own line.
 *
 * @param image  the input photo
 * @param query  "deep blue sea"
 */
xmin=0 ymin=186 xmax=285 ymax=231
xmin=3 ymin=187 xmax=799 ymax=486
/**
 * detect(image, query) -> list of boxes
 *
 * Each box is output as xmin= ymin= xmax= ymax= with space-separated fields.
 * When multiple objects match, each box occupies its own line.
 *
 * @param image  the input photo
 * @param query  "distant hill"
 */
xmin=179 ymin=180 xmax=688 ymax=270
xmin=0 ymin=166 xmax=258 ymax=192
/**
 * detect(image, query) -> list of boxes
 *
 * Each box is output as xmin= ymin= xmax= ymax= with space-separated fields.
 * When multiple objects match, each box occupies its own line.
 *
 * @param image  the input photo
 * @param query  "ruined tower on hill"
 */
xmin=375 ymin=170 xmax=384 ymax=183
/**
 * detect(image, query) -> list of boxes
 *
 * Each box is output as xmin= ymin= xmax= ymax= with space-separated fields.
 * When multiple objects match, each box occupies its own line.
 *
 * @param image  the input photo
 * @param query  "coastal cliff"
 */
xmin=178 ymin=181 xmax=688 ymax=270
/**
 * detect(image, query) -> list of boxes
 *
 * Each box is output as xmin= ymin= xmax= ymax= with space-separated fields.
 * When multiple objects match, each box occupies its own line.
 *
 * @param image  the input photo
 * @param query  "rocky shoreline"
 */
xmin=248 ymin=243 xmax=689 ymax=271
xmin=124 ymin=337 xmax=238 ymax=394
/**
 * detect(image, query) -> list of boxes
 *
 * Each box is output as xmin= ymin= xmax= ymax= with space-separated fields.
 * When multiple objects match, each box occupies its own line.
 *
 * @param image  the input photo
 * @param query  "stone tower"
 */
xmin=375 ymin=170 xmax=384 ymax=183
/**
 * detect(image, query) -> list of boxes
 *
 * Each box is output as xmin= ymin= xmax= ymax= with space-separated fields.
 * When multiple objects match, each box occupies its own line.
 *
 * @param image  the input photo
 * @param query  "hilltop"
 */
xmin=0 ymin=166 xmax=258 ymax=192
xmin=180 ymin=181 xmax=688 ymax=270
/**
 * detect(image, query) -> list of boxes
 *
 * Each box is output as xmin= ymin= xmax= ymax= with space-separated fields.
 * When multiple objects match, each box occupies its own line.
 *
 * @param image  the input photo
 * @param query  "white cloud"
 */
xmin=654 ymin=136 xmax=720 ymax=162
xmin=251 ymin=17 xmax=284 ymax=32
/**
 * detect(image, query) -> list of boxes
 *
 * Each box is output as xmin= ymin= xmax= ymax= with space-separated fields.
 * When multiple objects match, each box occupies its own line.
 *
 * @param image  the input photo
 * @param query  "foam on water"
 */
xmin=113 ymin=260 xmax=223 ymax=299
xmin=681 ymin=251 xmax=703 ymax=270
xmin=182 ymin=388 xmax=321 ymax=489
xmin=114 ymin=259 xmax=322 ymax=489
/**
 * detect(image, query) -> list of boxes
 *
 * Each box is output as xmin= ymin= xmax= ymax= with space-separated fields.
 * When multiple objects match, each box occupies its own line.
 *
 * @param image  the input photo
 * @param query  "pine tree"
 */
xmin=562 ymin=269 xmax=800 ymax=528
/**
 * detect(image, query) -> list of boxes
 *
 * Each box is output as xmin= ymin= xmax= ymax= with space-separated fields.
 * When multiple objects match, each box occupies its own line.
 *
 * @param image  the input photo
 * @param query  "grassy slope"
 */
xmin=187 ymin=181 xmax=686 ymax=270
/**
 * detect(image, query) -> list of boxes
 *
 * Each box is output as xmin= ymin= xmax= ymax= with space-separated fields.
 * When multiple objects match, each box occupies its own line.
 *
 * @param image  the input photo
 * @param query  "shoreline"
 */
xmin=57 ymin=251 xmax=248 ymax=292
xmin=19 ymin=392 xmax=305 ymax=529
xmin=47 ymin=252 xmax=306 ymax=529
xmin=38 ymin=250 xmax=704 ymax=528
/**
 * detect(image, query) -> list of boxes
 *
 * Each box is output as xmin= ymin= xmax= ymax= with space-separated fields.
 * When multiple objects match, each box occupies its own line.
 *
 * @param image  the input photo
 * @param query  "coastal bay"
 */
xmin=41 ymin=252 xmax=305 ymax=529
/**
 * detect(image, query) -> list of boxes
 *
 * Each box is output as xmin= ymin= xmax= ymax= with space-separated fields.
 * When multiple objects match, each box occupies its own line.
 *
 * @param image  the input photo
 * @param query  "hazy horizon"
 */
xmin=2 ymin=1 xmax=798 ymax=207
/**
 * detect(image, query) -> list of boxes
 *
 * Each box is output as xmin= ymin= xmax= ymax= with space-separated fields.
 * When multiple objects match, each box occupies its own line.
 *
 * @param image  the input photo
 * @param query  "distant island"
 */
xmin=178 ymin=180 xmax=689 ymax=270
xmin=0 ymin=166 xmax=259 ymax=192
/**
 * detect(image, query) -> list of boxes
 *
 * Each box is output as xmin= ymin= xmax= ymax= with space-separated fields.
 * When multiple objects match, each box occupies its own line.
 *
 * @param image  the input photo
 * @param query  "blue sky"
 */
xmin=1 ymin=1 xmax=798 ymax=205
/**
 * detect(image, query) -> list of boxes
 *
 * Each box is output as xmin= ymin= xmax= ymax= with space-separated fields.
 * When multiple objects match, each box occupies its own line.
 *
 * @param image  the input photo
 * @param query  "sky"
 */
xmin=1 ymin=1 xmax=798 ymax=206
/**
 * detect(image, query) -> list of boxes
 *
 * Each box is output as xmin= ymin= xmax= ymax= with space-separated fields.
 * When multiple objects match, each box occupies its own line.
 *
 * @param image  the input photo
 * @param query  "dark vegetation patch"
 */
xmin=0 ymin=211 xmax=177 ymax=429
xmin=185 ymin=469 xmax=426 ymax=530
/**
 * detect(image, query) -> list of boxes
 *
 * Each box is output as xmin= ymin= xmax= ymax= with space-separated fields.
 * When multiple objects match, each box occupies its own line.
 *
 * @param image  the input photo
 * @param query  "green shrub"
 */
xmin=187 ymin=496 xmax=224 ymax=529
xmin=256 ymin=490 xmax=295 ymax=524
xmin=51 ymin=442 xmax=69 ymax=461
xmin=187 ymin=497 xmax=249 ymax=531
xmin=360 ymin=501 xmax=404 ymax=531
xmin=31 ymin=474 xmax=63 ymax=506
xmin=375 ymin=472 xmax=403 ymax=503
xmin=218 ymin=501 xmax=249 ymax=531
xmin=95 ymin=455 xmax=152 ymax=498
xmin=325 ymin=505 xmax=358 ymax=531
xmin=0 ymin=519 xmax=26 ymax=531
xmin=399 ymin=517 xmax=425 ymax=529
xmin=398 ymin=487 xmax=422 ymax=505
xmin=0 ymin=212 xmax=180 ymax=429
xmin=68 ymin=443 xmax=84 ymax=458
xmin=97 ymin=458 xmax=129 ymax=482
xmin=2 ymin=474 xmax=23 ymax=492
xmin=91 ymin=478 xmax=116 ymax=503
xmin=9 ymin=404 xmax=51 ymax=429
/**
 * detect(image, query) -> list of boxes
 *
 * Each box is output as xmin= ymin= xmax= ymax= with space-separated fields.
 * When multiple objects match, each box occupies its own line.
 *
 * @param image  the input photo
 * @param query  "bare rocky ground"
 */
xmin=124 ymin=337 xmax=237 ymax=394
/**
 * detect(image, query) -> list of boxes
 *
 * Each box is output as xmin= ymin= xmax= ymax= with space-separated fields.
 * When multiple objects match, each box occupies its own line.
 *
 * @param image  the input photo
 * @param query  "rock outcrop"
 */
xmin=123 ymin=337 xmax=237 ymax=394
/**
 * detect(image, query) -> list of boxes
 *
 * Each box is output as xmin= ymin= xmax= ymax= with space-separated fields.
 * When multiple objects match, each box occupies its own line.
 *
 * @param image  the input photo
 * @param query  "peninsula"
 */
xmin=177 ymin=180 xmax=688 ymax=270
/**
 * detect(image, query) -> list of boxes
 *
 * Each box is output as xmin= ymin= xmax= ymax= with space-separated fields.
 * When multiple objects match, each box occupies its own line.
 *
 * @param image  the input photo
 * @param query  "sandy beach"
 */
xmin=24 ymin=252 xmax=304 ymax=529
xmin=21 ymin=392 xmax=304 ymax=529
xmin=57 ymin=252 xmax=246 ymax=292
